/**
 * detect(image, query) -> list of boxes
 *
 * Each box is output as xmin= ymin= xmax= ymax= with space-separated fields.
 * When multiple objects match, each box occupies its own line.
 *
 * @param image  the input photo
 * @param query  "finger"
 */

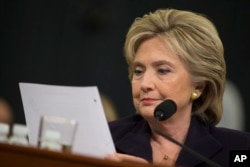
xmin=104 ymin=154 xmax=122 ymax=162
xmin=115 ymin=153 xmax=149 ymax=164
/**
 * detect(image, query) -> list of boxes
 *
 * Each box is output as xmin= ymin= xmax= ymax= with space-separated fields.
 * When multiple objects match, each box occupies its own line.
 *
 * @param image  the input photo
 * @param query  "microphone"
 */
xmin=154 ymin=99 xmax=177 ymax=121
xmin=153 ymin=100 xmax=221 ymax=167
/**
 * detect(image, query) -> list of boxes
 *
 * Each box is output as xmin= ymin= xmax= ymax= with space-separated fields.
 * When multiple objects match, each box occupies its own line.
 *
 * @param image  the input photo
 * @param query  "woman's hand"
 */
xmin=104 ymin=153 xmax=149 ymax=164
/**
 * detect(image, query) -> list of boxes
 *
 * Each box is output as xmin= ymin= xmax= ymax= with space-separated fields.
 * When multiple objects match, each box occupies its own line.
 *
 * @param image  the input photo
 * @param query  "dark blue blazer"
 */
xmin=109 ymin=114 xmax=250 ymax=167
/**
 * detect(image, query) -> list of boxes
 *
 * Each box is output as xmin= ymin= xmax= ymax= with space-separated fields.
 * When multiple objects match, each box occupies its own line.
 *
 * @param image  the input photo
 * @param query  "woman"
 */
xmin=106 ymin=8 xmax=250 ymax=167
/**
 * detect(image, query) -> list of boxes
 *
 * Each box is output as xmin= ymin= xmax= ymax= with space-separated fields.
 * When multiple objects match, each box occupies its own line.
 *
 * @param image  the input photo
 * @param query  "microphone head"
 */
xmin=154 ymin=99 xmax=177 ymax=121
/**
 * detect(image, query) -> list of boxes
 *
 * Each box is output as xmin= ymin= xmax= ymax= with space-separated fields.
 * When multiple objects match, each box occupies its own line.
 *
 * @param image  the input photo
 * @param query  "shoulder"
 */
xmin=210 ymin=125 xmax=250 ymax=149
xmin=108 ymin=114 xmax=143 ymax=130
xmin=108 ymin=114 xmax=152 ymax=161
xmin=109 ymin=114 xmax=144 ymax=127
xmin=108 ymin=114 xmax=145 ymax=137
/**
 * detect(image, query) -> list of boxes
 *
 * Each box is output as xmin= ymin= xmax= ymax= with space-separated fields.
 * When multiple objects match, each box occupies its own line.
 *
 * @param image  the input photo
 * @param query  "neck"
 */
xmin=150 ymin=115 xmax=191 ymax=144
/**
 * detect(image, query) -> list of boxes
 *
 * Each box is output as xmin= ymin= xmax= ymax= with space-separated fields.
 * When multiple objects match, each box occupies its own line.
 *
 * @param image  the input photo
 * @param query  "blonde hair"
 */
xmin=124 ymin=8 xmax=226 ymax=125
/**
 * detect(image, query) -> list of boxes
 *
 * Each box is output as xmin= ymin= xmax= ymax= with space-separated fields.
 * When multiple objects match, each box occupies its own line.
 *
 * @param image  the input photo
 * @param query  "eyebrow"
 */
xmin=152 ymin=60 xmax=172 ymax=66
xmin=133 ymin=60 xmax=173 ymax=67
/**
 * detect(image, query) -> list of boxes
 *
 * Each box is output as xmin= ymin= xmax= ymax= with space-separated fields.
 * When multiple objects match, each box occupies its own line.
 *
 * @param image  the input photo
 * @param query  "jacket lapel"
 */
xmin=176 ymin=118 xmax=223 ymax=166
xmin=115 ymin=118 xmax=153 ymax=161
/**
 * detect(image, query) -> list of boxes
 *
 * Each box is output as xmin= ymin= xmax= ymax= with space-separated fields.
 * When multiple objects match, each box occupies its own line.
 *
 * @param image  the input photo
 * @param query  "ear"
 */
xmin=194 ymin=82 xmax=207 ymax=96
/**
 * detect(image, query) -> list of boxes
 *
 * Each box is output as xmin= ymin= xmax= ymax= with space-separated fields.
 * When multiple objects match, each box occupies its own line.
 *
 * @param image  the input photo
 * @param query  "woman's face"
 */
xmin=131 ymin=37 xmax=195 ymax=121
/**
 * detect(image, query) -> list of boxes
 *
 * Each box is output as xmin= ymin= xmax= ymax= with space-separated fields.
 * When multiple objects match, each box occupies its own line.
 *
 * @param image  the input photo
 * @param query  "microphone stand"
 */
xmin=153 ymin=119 xmax=221 ymax=167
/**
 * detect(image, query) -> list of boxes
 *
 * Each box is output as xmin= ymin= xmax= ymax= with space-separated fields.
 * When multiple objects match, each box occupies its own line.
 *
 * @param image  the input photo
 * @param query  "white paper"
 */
xmin=19 ymin=82 xmax=116 ymax=158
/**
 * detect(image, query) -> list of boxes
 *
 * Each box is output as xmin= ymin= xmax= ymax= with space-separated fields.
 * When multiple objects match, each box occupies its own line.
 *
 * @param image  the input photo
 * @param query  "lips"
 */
xmin=140 ymin=98 xmax=159 ymax=105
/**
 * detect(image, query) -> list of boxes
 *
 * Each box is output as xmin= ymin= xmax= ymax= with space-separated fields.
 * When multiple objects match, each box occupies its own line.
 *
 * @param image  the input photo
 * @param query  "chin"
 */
xmin=138 ymin=109 xmax=153 ymax=119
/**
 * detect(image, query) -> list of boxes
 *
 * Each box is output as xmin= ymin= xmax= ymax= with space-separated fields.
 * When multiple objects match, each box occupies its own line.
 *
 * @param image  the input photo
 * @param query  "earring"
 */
xmin=191 ymin=92 xmax=199 ymax=101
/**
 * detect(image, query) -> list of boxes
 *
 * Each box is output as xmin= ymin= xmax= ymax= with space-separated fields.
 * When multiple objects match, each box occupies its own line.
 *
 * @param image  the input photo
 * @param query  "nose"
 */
xmin=140 ymin=71 xmax=155 ymax=93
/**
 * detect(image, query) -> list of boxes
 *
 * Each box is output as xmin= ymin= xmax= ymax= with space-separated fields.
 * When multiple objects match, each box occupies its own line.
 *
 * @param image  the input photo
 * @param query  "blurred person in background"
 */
xmin=0 ymin=97 xmax=14 ymax=124
xmin=217 ymin=79 xmax=245 ymax=131
xmin=100 ymin=93 xmax=119 ymax=122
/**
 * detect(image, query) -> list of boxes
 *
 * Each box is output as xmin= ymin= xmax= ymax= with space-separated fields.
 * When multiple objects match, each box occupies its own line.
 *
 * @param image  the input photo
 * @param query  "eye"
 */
xmin=157 ymin=68 xmax=170 ymax=75
xmin=134 ymin=69 xmax=143 ymax=76
xmin=133 ymin=67 xmax=144 ymax=77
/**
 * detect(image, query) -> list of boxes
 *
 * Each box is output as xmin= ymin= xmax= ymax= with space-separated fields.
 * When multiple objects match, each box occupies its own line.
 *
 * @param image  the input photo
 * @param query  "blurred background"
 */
xmin=1 ymin=0 xmax=249 ymax=131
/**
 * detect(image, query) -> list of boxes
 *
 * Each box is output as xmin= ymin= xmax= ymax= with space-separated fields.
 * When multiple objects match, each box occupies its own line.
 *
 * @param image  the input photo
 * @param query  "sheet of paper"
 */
xmin=19 ymin=82 xmax=116 ymax=158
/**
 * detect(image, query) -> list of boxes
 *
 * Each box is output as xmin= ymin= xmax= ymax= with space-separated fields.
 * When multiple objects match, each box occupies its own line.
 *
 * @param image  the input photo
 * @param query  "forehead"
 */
xmin=133 ymin=37 xmax=180 ymax=64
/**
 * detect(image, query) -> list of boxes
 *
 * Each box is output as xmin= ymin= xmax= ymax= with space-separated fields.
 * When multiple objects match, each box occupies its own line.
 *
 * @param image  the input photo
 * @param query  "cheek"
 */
xmin=131 ymin=82 xmax=140 ymax=110
xmin=131 ymin=82 xmax=140 ymax=97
